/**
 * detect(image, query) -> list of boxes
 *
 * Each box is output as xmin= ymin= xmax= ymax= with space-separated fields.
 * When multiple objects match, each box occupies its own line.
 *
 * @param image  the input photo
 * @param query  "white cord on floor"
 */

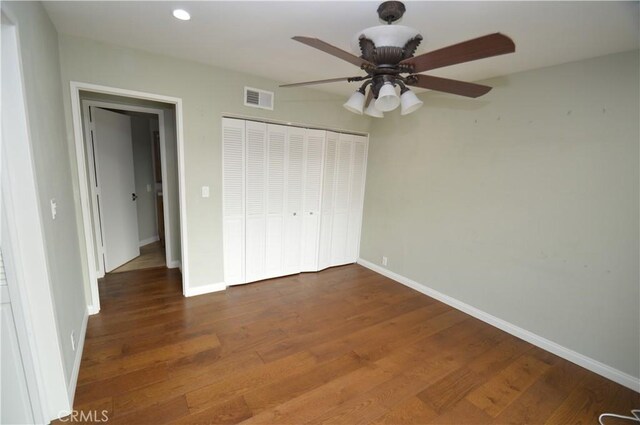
xmin=599 ymin=409 xmax=640 ymax=425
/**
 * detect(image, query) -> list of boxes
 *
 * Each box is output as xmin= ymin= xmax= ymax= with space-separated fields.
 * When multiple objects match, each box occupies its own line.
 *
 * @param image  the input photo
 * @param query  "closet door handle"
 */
xmin=309 ymin=212 xmax=314 ymax=215
xmin=293 ymin=212 xmax=297 ymax=216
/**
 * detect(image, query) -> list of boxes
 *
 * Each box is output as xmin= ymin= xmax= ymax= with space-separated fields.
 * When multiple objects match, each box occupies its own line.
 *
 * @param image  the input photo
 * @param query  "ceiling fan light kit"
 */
xmin=364 ymin=100 xmax=384 ymax=118
xmin=375 ymin=82 xmax=401 ymax=112
xmin=281 ymin=1 xmax=515 ymax=118
xmin=400 ymin=88 xmax=424 ymax=115
xmin=343 ymin=89 xmax=366 ymax=114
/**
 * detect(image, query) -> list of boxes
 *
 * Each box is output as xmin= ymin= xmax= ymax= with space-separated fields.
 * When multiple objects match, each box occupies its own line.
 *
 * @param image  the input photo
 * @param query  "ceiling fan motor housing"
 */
xmin=359 ymin=35 xmax=423 ymax=67
xmin=357 ymin=30 xmax=423 ymax=98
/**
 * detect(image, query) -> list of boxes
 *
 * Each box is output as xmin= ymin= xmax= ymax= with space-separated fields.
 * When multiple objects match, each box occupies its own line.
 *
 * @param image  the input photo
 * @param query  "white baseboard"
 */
xmin=357 ymin=258 xmax=640 ymax=393
xmin=67 ymin=307 xmax=89 ymax=406
xmin=184 ymin=282 xmax=226 ymax=297
xmin=139 ymin=235 xmax=159 ymax=247
xmin=168 ymin=259 xmax=181 ymax=270
xmin=87 ymin=304 xmax=99 ymax=315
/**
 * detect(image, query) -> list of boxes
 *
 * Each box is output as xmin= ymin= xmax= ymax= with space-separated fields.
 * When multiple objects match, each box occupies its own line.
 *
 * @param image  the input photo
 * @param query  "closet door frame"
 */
xmin=346 ymin=135 xmax=369 ymax=262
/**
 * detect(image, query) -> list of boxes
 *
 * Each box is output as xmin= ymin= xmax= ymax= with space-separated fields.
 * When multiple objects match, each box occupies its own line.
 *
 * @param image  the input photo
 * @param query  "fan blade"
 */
xmin=407 ymin=75 xmax=492 ymax=98
xmin=280 ymin=76 xmax=361 ymax=88
xmin=400 ymin=33 xmax=515 ymax=73
xmin=292 ymin=36 xmax=374 ymax=69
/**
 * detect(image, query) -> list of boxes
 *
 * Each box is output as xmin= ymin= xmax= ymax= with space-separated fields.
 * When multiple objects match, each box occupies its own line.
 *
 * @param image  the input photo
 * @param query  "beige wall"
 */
xmin=58 ymin=34 xmax=371 ymax=290
xmin=360 ymin=50 xmax=640 ymax=379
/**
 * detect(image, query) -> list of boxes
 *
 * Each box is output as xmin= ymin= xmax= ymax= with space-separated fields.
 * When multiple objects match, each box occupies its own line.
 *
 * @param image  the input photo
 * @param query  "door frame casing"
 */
xmin=70 ymin=82 xmax=189 ymax=313
xmin=81 ymin=100 xmax=172 ymax=278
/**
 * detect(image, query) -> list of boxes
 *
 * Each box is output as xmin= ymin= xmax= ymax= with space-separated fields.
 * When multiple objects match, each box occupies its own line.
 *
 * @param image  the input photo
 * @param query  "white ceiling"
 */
xmin=44 ymin=1 xmax=639 ymax=96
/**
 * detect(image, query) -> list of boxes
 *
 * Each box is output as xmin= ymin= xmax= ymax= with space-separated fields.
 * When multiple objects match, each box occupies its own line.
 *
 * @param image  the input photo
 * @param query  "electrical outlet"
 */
xmin=70 ymin=331 xmax=76 ymax=351
xmin=202 ymin=186 xmax=210 ymax=198
xmin=382 ymin=256 xmax=388 ymax=266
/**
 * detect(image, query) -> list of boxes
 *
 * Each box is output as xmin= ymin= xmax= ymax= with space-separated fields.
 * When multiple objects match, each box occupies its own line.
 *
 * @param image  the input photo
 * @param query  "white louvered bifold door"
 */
xmin=330 ymin=133 xmax=354 ymax=266
xmin=223 ymin=117 xmax=368 ymax=286
xmin=300 ymin=129 xmax=326 ymax=272
xmin=318 ymin=131 xmax=339 ymax=270
xmin=244 ymin=121 xmax=267 ymax=283
xmin=283 ymin=126 xmax=305 ymax=275
xmin=346 ymin=135 xmax=368 ymax=262
xmin=222 ymin=118 xmax=246 ymax=285
xmin=264 ymin=124 xmax=287 ymax=279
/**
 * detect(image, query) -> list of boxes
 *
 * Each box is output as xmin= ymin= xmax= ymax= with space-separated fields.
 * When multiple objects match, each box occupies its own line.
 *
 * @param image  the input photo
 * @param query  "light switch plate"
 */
xmin=50 ymin=199 xmax=57 ymax=220
xmin=201 ymin=186 xmax=210 ymax=198
xmin=147 ymin=184 xmax=152 ymax=192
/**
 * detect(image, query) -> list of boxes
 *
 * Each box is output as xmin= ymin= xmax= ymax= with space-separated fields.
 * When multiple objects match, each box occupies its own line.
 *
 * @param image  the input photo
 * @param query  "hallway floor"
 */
xmin=111 ymin=241 xmax=165 ymax=273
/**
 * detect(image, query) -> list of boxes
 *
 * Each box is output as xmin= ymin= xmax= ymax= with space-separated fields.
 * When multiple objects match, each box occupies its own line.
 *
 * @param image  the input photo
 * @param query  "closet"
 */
xmin=222 ymin=117 xmax=368 ymax=285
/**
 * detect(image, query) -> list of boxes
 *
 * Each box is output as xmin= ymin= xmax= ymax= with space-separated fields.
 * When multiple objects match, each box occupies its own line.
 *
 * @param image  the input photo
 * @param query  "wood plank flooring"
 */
xmin=111 ymin=241 xmax=165 ymax=273
xmin=65 ymin=265 xmax=639 ymax=424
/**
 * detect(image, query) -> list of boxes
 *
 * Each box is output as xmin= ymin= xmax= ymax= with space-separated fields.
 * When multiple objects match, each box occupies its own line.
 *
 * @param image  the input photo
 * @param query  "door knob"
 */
xmin=132 ymin=193 xmax=138 ymax=201
xmin=309 ymin=211 xmax=314 ymax=215
xmin=293 ymin=212 xmax=297 ymax=216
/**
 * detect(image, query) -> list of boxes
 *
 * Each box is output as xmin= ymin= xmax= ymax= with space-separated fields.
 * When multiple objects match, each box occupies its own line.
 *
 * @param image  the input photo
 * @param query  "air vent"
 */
xmin=244 ymin=87 xmax=274 ymax=110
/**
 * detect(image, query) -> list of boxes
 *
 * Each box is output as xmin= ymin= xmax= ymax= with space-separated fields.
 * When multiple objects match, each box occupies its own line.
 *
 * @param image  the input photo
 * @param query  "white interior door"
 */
xmin=330 ymin=133 xmax=354 ymax=265
xmin=245 ymin=121 xmax=267 ymax=283
xmin=222 ymin=118 xmax=246 ymax=285
xmin=0 ymin=263 xmax=34 ymax=425
xmin=1 ymin=17 xmax=44 ymax=421
xmin=300 ymin=129 xmax=325 ymax=272
xmin=265 ymin=124 xmax=287 ymax=278
xmin=283 ymin=126 xmax=305 ymax=275
xmin=318 ymin=131 xmax=339 ymax=270
xmin=93 ymin=107 xmax=140 ymax=272
xmin=221 ymin=118 xmax=368 ymax=285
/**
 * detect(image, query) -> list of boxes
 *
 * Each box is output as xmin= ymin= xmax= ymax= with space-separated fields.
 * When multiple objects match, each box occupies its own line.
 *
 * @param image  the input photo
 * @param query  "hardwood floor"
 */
xmin=67 ymin=265 xmax=639 ymax=424
xmin=111 ymin=241 xmax=165 ymax=273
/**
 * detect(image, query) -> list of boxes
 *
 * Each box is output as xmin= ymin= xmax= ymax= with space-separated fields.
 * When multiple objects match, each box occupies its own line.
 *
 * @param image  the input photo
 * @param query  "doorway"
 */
xmin=82 ymin=102 xmax=170 ymax=276
xmin=71 ymin=84 xmax=189 ymax=313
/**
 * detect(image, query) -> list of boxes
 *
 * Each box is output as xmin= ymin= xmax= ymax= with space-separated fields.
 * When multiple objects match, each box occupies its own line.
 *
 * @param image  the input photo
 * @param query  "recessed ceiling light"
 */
xmin=172 ymin=9 xmax=191 ymax=21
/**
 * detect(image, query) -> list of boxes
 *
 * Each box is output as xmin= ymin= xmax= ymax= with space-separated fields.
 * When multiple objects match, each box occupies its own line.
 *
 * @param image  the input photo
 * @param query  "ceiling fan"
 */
xmin=280 ymin=1 xmax=516 ymax=117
